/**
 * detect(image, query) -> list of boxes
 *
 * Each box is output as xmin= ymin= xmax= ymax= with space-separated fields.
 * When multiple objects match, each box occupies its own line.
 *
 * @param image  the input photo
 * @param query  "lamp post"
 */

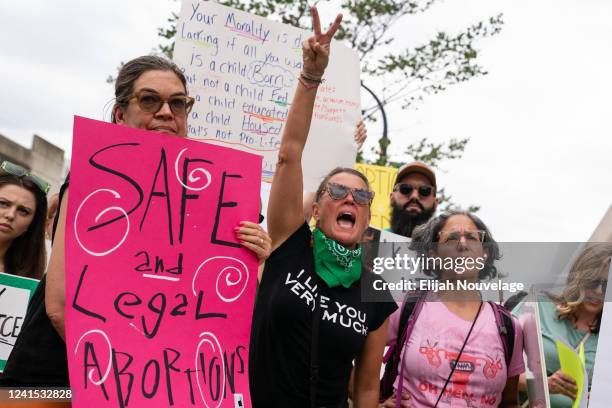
xmin=361 ymin=82 xmax=389 ymax=165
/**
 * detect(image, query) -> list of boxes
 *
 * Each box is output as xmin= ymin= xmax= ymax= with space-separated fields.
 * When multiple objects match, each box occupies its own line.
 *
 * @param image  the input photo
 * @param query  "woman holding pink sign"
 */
xmin=249 ymin=6 xmax=397 ymax=408
xmin=0 ymin=55 xmax=271 ymax=387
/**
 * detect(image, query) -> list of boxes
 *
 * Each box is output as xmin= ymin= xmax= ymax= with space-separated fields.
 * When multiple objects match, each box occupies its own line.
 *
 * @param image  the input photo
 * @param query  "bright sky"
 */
xmin=1 ymin=0 xmax=609 ymax=242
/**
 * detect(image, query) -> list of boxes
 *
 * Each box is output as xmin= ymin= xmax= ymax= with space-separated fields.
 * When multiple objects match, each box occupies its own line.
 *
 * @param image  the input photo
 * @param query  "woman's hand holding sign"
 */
xmin=235 ymin=221 xmax=271 ymax=265
xmin=548 ymin=369 xmax=577 ymax=400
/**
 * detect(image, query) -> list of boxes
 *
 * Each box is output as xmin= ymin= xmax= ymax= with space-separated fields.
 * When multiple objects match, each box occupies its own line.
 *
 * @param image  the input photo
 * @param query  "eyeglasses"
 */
xmin=394 ymin=183 xmax=433 ymax=198
xmin=585 ymin=278 xmax=607 ymax=292
xmin=323 ymin=182 xmax=374 ymax=205
xmin=0 ymin=161 xmax=50 ymax=194
xmin=127 ymin=90 xmax=195 ymax=116
xmin=438 ymin=229 xmax=486 ymax=244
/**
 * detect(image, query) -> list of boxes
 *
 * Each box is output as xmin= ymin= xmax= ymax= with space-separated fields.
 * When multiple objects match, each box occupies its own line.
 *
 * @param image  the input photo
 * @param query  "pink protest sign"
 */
xmin=65 ymin=116 xmax=261 ymax=408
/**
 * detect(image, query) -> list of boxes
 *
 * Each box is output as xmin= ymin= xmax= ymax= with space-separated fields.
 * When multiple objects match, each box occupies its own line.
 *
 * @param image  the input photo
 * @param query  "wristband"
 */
xmin=298 ymin=75 xmax=320 ymax=89
xmin=300 ymin=71 xmax=324 ymax=84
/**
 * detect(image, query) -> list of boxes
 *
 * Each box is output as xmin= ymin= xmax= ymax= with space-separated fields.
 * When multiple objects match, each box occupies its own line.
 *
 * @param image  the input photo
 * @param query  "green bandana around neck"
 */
xmin=312 ymin=228 xmax=362 ymax=288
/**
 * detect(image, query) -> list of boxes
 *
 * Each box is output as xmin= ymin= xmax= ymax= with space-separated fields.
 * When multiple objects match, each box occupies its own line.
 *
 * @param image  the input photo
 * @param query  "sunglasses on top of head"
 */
xmin=0 ymin=161 xmax=51 ymax=194
xmin=393 ymin=183 xmax=433 ymax=198
xmin=127 ymin=90 xmax=195 ymax=116
xmin=323 ymin=182 xmax=374 ymax=205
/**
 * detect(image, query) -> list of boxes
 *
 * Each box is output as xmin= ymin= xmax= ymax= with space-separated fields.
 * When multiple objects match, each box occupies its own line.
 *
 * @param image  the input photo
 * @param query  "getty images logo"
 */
xmin=234 ymin=393 xmax=244 ymax=408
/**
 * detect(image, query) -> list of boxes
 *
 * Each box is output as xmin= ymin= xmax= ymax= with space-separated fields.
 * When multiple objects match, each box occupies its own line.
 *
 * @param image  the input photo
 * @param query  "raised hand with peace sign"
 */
xmin=301 ymin=6 xmax=343 ymax=81
xmin=267 ymin=5 xmax=346 ymax=250
xmin=259 ymin=6 xmax=395 ymax=408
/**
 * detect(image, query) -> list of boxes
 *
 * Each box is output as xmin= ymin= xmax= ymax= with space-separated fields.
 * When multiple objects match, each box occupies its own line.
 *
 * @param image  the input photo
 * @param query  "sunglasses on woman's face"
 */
xmin=128 ymin=90 xmax=195 ymax=116
xmin=0 ymin=161 xmax=50 ymax=194
xmin=324 ymin=182 xmax=374 ymax=205
xmin=394 ymin=183 xmax=433 ymax=198
xmin=585 ymin=278 xmax=607 ymax=292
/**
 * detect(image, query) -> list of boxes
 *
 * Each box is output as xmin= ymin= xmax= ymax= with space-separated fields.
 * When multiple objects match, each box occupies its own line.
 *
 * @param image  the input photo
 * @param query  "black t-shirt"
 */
xmin=249 ymin=223 xmax=397 ymax=407
xmin=0 ymin=177 xmax=69 ymax=386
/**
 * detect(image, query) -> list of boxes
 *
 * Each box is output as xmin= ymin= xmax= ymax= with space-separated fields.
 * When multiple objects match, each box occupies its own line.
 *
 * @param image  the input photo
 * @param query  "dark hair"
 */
xmin=314 ymin=167 xmax=371 ymax=202
xmin=410 ymin=209 xmax=501 ymax=280
xmin=111 ymin=55 xmax=188 ymax=123
xmin=0 ymin=175 xmax=48 ymax=279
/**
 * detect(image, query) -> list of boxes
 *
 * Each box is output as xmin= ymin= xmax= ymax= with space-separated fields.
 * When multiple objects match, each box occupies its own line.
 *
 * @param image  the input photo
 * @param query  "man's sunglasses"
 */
xmin=127 ymin=90 xmax=195 ymax=116
xmin=394 ymin=183 xmax=433 ymax=198
xmin=323 ymin=182 xmax=374 ymax=205
xmin=0 ymin=161 xmax=51 ymax=194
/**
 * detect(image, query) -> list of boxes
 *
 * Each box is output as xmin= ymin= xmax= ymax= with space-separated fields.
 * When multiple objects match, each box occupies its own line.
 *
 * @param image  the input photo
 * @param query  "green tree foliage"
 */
xmin=150 ymin=0 xmax=499 ymax=211
xmin=398 ymin=138 xmax=480 ymax=212
xmin=155 ymin=1 xmax=502 ymax=117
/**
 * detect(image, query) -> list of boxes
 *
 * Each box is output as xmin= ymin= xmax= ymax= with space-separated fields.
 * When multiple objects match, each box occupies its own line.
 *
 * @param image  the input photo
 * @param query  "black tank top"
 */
xmin=0 ymin=176 xmax=70 ymax=386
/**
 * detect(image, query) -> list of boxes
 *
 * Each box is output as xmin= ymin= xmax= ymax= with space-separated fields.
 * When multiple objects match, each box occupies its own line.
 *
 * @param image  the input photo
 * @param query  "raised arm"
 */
xmin=46 ymin=188 xmax=68 ymax=340
xmin=267 ymin=6 xmax=342 ymax=249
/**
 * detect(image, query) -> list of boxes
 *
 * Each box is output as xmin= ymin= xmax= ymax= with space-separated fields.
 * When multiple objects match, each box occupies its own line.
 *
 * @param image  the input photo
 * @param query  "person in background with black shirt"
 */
xmin=249 ymin=7 xmax=397 ymax=407
xmin=0 ymin=163 xmax=49 ymax=279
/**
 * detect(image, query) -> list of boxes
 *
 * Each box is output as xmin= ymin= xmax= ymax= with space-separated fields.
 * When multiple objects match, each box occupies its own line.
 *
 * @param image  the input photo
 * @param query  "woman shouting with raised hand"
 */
xmin=249 ymin=6 xmax=397 ymax=408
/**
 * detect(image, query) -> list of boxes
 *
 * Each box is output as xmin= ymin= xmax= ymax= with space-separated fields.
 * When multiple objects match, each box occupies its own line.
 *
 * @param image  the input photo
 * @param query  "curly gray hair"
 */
xmin=409 ymin=209 xmax=501 ymax=280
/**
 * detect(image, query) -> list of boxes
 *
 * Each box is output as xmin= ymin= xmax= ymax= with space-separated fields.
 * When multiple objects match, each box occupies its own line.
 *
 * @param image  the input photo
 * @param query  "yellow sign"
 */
xmin=557 ymin=340 xmax=587 ymax=408
xmin=355 ymin=163 xmax=398 ymax=229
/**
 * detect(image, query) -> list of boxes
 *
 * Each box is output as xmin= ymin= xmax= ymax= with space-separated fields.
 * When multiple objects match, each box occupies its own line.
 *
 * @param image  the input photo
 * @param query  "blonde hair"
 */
xmin=554 ymin=243 xmax=612 ymax=332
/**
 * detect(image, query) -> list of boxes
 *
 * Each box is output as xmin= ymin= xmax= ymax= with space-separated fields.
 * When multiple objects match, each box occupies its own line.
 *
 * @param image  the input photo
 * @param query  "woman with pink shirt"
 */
xmin=381 ymin=210 xmax=524 ymax=408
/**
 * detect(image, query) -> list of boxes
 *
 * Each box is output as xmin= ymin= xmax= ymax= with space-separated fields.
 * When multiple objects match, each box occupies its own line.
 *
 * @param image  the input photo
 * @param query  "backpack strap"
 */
xmin=395 ymin=291 xmax=427 ymax=408
xmin=379 ymin=290 xmax=426 ymax=403
xmin=489 ymin=302 xmax=515 ymax=369
xmin=381 ymin=292 xmax=418 ymax=364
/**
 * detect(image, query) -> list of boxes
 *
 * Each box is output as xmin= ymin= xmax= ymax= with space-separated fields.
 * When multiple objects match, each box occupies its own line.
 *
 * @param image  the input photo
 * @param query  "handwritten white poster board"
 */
xmin=0 ymin=272 xmax=39 ymax=372
xmin=174 ymin=1 xmax=361 ymax=191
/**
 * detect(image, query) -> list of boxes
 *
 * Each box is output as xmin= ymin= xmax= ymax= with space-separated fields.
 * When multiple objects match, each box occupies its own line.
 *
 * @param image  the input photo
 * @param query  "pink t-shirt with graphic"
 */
xmin=388 ymin=299 xmax=524 ymax=407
